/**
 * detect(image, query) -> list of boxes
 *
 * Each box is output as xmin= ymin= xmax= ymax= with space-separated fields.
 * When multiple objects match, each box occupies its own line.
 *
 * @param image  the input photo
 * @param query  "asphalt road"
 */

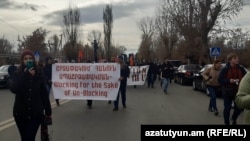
xmin=0 ymin=81 xmax=243 ymax=141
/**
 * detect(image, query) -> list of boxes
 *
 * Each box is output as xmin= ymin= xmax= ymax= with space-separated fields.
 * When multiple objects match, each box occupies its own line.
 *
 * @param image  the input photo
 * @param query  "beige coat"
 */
xmin=202 ymin=65 xmax=221 ymax=86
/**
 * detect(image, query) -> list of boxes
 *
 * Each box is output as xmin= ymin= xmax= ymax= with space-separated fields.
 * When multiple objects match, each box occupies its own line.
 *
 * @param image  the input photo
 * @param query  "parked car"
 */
xmin=174 ymin=64 xmax=202 ymax=85
xmin=168 ymin=60 xmax=182 ymax=82
xmin=0 ymin=64 xmax=19 ymax=88
xmin=192 ymin=63 xmax=248 ymax=96
xmin=192 ymin=64 xmax=214 ymax=95
xmin=168 ymin=60 xmax=182 ymax=70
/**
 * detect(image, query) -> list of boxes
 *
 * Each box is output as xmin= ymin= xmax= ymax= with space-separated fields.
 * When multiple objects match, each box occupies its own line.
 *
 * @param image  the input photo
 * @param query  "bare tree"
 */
xmin=159 ymin=0 xmax=244 ymax=63
xmin=137 ymin=16 xmax=155 ymax=60
xmin=48 ymin=34 xmax=60 ymax=57
xmin=226 ymin=28 xmax=249 ymax=50
xmin=62 ymin=5 xmax=81 ymax=62
xmin=87 ymin=30 xmax=105 ymax=62
xmin=17 ymin=27 xmax=48 ymax=57
xmin=87 ymin=30 xmax=103 ymax=57
xmin=103 ymin=4 xmax=113 ymax=61
xmin=155 ymin=10 xmax=178 ymax=60
xmin=0 ymin=36 xmax=13 ymax=54
xmin=87 ymin=30 xmax=102 ymax=44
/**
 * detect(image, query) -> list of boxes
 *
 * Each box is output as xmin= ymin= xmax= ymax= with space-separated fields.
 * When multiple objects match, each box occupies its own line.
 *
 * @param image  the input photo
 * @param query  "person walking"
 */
xmin=9 ymin=49 xmax=52 ymax=141
xmin=43 ymin=56 xmax=60 ymax=106
xmin=113 ymin=55 xmax=130 ymax=111
xmin=235 ymin=72 xmax=250 ymax=124
xmin=85 ymin=60 xmax=93 ymax=109
xmin=43 ymin=57 xmax=53 ymax=99
xmin=160 ymin=57 xmax=173 ymax=94
xmin=42 ymin=56 xmax=56 ymax=141
xmin=202 ymin=59 xmax=222 ymax=116
xmin=147 ymin=60 xmax=157 ymax=88
xmin=218 ymin=53 xmax=247 ymax=125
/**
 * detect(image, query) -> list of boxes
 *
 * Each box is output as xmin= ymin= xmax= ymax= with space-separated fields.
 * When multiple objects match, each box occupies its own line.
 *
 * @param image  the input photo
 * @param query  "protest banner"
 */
xmin=127 ymin=65 xmax=149 ymax=85
xmin=52 ymin=63 xmax=120 ymax=100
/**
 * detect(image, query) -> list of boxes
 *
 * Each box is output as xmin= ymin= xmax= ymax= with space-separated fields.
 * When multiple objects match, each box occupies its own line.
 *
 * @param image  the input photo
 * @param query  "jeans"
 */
xmin=222 ymin=93 xmax=242 ymax=125
xmin=147 ymin=73 xmax=155 ymax=87
xmin=162 ymin=78 xmax=169 ymax=93
xmin=207 ymin=86 xmax=218 ymax=111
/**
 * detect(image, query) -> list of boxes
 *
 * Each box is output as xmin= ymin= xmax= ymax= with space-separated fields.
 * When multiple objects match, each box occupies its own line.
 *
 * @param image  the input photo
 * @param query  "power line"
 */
xmin=0 ymin=19 xmax=25 ymax=35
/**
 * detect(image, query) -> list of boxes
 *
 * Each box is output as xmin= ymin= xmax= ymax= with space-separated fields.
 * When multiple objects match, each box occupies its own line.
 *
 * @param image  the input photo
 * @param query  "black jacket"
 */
xmin=120 ymin=64 xmax=130 ymax=85
xmin=160 ymin=62 xmax=173 ymax=78
xmin=218 ymin=63 xmax=247 ymax=86
xmin=43 ymin=63 xmax=52 ymax=87
xmin=10 ymin=67 xmax=52 ymax=121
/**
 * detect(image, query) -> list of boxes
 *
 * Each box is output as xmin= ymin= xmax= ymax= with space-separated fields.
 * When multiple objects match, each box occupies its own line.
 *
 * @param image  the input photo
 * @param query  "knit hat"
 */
xmin=21 ymin=49 xmax=35 ymax=60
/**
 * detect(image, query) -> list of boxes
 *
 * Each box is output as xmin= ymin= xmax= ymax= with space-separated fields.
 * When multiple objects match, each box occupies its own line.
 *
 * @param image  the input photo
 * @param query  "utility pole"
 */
xmin=92 ymin=40 xmax=98 ymax=62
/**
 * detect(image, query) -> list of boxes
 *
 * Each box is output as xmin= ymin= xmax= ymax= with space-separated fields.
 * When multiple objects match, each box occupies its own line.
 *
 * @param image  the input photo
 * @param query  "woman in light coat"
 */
xmin=202 ymin=59 xmax=222 ymax=116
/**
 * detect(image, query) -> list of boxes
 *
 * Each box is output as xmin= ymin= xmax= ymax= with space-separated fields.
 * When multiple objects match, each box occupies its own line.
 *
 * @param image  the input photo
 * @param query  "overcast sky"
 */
xmin=0 ymin=0 xmax=250 ymax=54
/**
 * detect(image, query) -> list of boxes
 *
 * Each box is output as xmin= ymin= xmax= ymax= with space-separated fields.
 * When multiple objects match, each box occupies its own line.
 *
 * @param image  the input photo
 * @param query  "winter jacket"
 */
xmin=9 ymin=66 xmax=52 ymax=121
xmin=235 ymin=72 xmax=250 ymax=124
xmin=160 ymin=62 xmax=173 ymax=78
xmin=43 ymin=63 xmax=52 ymax=87
xmin=120 ymin=63 xmax=130 ymax=85
xmin=202 ymin=65 xmax=221 ymax=86
xmin=218 ymin=63 xmax=247 ymax=97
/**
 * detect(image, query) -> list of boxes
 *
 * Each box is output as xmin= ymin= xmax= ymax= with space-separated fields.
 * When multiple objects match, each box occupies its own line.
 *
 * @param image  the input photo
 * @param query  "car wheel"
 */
xmin=206 ymin=88 xmax=210 ymax=96
xmin=174 ymin=76 xmax=178 ymax=83
xmin=180 ymin=78 xmax=184 ymax=85
xmin=193 ymin=80 xmax=197 ymax=90
xmin=201 ymin=81 xmax=205 ymax=90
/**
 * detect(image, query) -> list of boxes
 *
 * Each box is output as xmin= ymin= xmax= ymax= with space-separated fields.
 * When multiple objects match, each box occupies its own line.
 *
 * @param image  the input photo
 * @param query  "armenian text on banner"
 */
xmin=127 ymin=65 xmax=149 ymax=85
xmin=52 ymin=63 xmax=120 ymax=100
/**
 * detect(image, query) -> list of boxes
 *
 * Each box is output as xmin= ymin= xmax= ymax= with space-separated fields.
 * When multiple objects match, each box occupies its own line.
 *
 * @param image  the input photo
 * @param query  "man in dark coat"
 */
xmin=113 ymin=55 xmax=130 ymax=111
xmin=160 ymin=57 xmax=173 ymax=94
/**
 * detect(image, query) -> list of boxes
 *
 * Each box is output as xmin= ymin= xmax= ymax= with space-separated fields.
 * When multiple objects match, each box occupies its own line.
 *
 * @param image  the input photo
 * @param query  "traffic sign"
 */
xmin=210 ymin=47 xmax=221 ymax=57
xmin=34 ymin=51 xmax=40 ymax=57
xmin=34 ymin=51 xmax=40 ymax=62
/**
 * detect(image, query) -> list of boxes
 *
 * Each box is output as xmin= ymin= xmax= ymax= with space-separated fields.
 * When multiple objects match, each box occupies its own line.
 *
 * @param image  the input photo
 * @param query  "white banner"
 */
xmin=127 ymin=65 xmax=149 ymax=85
xmin=52 ymin=63 xmax=120 ymax=100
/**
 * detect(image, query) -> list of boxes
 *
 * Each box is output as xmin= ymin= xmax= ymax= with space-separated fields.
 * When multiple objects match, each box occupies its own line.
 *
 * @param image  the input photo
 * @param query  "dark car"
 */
xmin=193 ymin=63 xmax=248 ymax=96
xmin=0 ymin=64 xmax=19 ymax=88
xmin=174 ymin=64 xmax=202 ymax=85
xmin=168 ymin=60 xmax=182 ymax=82
xmin=168 ymin=60 xmax=182 ymax=70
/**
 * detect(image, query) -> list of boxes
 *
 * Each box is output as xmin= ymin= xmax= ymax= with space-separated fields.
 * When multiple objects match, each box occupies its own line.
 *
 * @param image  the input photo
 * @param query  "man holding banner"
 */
xmin=113 ymin=56 xmax=130 ymax=111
